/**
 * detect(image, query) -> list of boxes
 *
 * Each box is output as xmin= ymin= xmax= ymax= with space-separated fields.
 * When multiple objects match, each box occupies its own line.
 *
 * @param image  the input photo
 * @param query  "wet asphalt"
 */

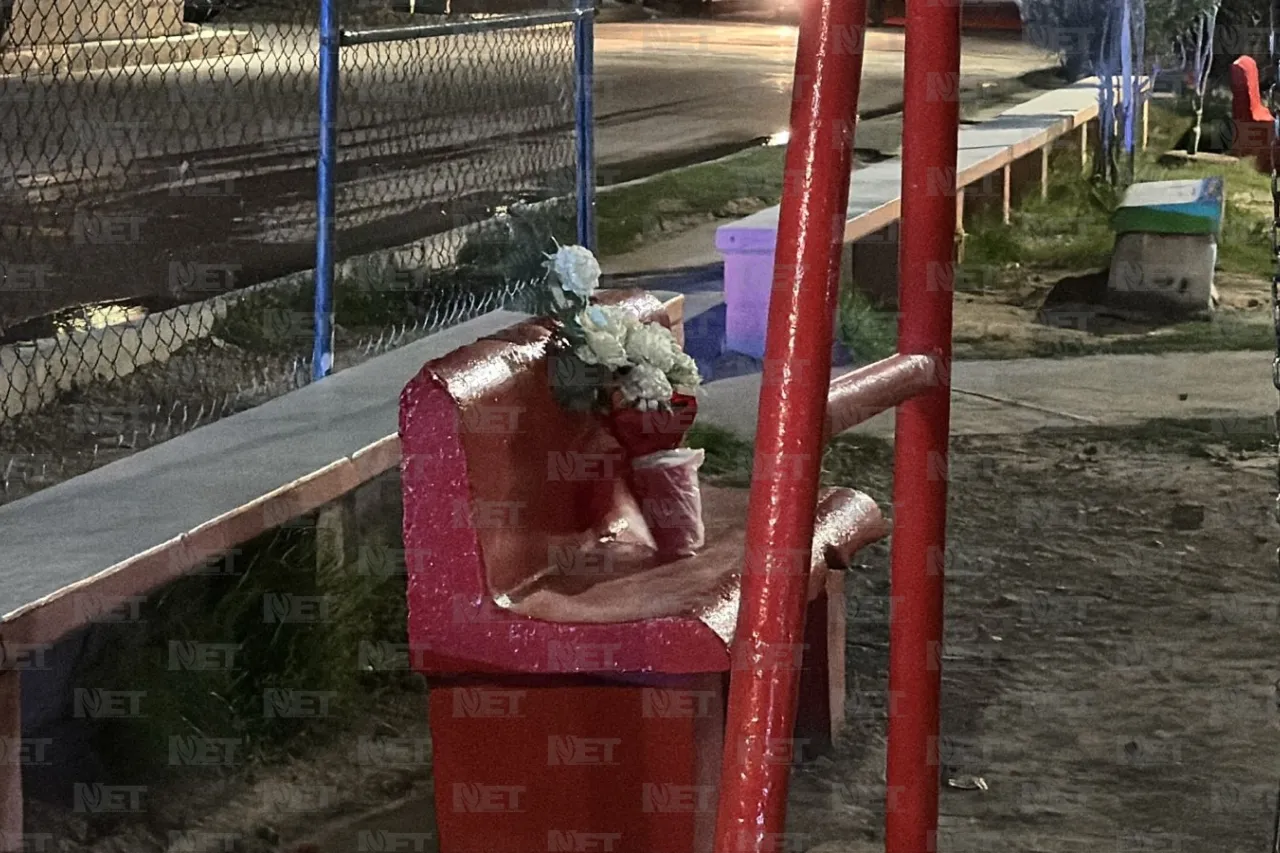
xmin=0 ymin=8 xmax=1051 ymax=330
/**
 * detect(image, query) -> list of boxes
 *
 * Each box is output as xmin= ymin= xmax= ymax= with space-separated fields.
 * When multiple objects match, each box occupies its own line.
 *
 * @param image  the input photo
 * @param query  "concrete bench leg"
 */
xmin=1079 ymin=117 xmax=1101 ymax=174
xmin=316 ymin=472 xmax=401 ymax=575
xmin=316 ymin=498 xmax=356 ymax=575
xmin=0 ymin=668 xmax=20 ymax=852
xmin=849 ymin=223 xmax=900 ymax=309
xmin=723 ymin=245 xmax=853 ymax=357
xmin=723 ymin=247 xmax=776 ymax=358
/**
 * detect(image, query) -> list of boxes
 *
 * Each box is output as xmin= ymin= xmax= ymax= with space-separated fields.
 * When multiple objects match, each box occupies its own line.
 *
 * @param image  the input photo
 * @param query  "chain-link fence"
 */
xmin=0 ymin=0 xmax=583 ymax=505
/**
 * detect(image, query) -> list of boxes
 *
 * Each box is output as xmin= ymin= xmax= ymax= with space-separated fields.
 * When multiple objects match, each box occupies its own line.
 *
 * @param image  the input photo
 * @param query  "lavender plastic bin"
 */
xmin=715 ymin=218 xmax=779 ymax=359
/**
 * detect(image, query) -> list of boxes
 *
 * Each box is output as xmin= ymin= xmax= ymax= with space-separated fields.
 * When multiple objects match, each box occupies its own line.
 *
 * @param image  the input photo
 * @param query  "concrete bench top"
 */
xmin=715 ymin=78 xmax=1106 ymax=253
xmin=0 ymin=308 xmax=531 ymax=644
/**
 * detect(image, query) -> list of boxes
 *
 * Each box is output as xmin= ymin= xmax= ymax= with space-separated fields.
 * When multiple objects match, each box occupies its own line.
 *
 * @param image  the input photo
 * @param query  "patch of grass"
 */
xmin=1024 ymin=314 xmax=1272 ymax=358
xmin=75 ymin=513 xmax=415 ymax=783
xmin=821 ymin=433 xmax=895 ymax=499
xmin=1147 ymin=99 xmax=1197 ymax=152
xmin=962 ymin=102 xmax=1273 ymax=282
xmin=962 ymin=148 xmax=1122 ymax=275
xmin=687 ymin=422 xmax=754 ymax=486
xmin=596 ymin=145 xmax=788 ymax=258
xmin=1035 ymin=416 xmax=1275 ymax=457
xmin=211 ymin=282 xmax=314 ymax=355
xmin=687 ymin=422 xmax=895 ymax=499
xmin=958 ymin=69 xmax=1071 ymax=124
xmin=953 ymin=312 xmax=1272 ymax=361
xmin=212 ymin=211 xmax=576 ymax=355
xmin=837 ymin=286 xmax=898 ymax=362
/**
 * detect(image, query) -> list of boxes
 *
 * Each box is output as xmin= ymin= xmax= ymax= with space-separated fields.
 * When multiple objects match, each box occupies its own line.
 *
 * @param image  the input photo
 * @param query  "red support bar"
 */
xmin=824 ymin=354 xmax=939 ymax=440
xmin=712 ymin=0 xmax=867 ymax=847
xmin=886 ymin=0 xmax=961 ymax=848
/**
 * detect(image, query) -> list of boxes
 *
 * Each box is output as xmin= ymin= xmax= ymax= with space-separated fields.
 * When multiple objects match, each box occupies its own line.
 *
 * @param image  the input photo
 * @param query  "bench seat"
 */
xmin=500 ymin=484 xmax=886 ymax=639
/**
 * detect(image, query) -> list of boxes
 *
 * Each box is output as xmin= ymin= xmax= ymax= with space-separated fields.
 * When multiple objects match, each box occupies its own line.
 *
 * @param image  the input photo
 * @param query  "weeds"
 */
xmin=837 ymin=286 xmax=898 ymax=362
xmin=687 ymin=421 xmax=895 ymax=500
xmin=211 ymin=205 xmax=575 ymax=355
xmin=962 ymin=102 xmax=1272 ymax=282
xmin=74 ymin=510 xmax=414 ymax=784
xmin=596 ymin=145 xmax=789 ymax=258
xmin=1036 ymin=416 xmax=1275 ymax=457
xmin=962 ymin=147 xmax=1122 ymax=274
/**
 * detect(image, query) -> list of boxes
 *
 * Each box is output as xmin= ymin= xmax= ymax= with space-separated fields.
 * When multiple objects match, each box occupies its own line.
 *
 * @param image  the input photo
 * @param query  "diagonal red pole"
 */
xmin=712 ymin=0 xmax=867 ymax=848
xmin=886 ymin=0 xmax=961 ymax=847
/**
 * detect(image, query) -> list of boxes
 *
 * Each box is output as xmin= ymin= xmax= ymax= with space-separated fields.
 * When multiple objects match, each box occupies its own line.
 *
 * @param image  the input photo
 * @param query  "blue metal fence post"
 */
xmin=573 ymin=0 xmax=596 ymax=251
xmin=1119 ymin=0 xmax=1135 ymax=180
xmin=313 ymin=0 xmax=341 ymax=381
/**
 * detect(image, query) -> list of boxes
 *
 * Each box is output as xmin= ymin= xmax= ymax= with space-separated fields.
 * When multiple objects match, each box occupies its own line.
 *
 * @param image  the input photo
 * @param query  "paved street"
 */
xmin=0 ymin=16 xmax=1052 ymax=331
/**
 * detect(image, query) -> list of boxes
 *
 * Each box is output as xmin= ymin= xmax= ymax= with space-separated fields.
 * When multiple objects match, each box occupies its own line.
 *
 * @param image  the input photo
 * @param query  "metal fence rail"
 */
xmin=0 ymin=0 xmax=588 ymax=505
xmin=311 ymin=2 xmax=588 ymax=376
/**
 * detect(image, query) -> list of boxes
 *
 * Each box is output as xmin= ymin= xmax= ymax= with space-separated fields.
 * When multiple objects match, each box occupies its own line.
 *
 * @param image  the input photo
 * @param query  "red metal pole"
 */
xmin=886 ymin=0 xmax=961 ymax=846
xmin=712 ymin=0 xmax=866 ymax=848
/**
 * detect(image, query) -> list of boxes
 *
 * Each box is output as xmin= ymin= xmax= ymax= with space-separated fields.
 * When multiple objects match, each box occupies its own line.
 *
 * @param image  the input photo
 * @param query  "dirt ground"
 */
xmin=948 ymin=269 xmax=1273 ymax=360
xmin=26 ymin=424 xmax=1280 ymax=853
xmin=792 ymin=427 xmax=1280 ymax=853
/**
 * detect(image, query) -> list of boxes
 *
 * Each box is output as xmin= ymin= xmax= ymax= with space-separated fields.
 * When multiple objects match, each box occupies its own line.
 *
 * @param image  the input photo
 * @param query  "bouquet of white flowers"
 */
xmin=540 ymin=243 xmax=706 ymax=558
xmin=542 ymin=244 xmax=701 ymax=416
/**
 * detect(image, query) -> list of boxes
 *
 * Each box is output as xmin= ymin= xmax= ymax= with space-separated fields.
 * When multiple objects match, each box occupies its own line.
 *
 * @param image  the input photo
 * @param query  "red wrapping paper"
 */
xmin=606 ymin=393 xmax=698 ymax=459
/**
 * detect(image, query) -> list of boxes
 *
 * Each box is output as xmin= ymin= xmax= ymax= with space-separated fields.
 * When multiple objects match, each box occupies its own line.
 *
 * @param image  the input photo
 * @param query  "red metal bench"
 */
xmin=399 ymin=289 xmax=889 ymax=853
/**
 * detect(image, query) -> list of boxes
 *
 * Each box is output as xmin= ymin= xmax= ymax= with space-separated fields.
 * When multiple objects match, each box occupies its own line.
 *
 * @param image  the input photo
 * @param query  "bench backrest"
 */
xmin=1231 ymin=56 xmax=1272 ymax=124
xmin=400 ymin=290 xmax=670 ymax=602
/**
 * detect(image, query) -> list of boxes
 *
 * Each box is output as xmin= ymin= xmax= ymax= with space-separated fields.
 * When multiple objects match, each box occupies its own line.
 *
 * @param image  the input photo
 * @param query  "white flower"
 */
xmin=623 ymin=322 xmax=677 ymax=372
xmin=574 ymin=305 xmax=631 ymax=369
xmin=545 ymin=244 xmax=600 ymax=301
xmin=619 ymin=362 xmax=673 ymax=408
xmin=668 ymin=350 xmax=701 ymax=389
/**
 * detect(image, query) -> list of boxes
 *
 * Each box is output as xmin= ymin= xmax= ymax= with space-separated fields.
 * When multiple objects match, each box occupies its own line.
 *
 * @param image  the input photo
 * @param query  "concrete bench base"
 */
xmin=1107 ymin=232 xmax=1219 ymax=316
xmin=721 ymin=232 xmax=895 ymax=358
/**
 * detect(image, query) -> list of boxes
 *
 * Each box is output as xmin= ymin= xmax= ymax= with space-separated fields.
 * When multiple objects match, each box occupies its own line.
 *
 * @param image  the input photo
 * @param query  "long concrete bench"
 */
xmin=715 ymin=78 xmax=1145 ymax=357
